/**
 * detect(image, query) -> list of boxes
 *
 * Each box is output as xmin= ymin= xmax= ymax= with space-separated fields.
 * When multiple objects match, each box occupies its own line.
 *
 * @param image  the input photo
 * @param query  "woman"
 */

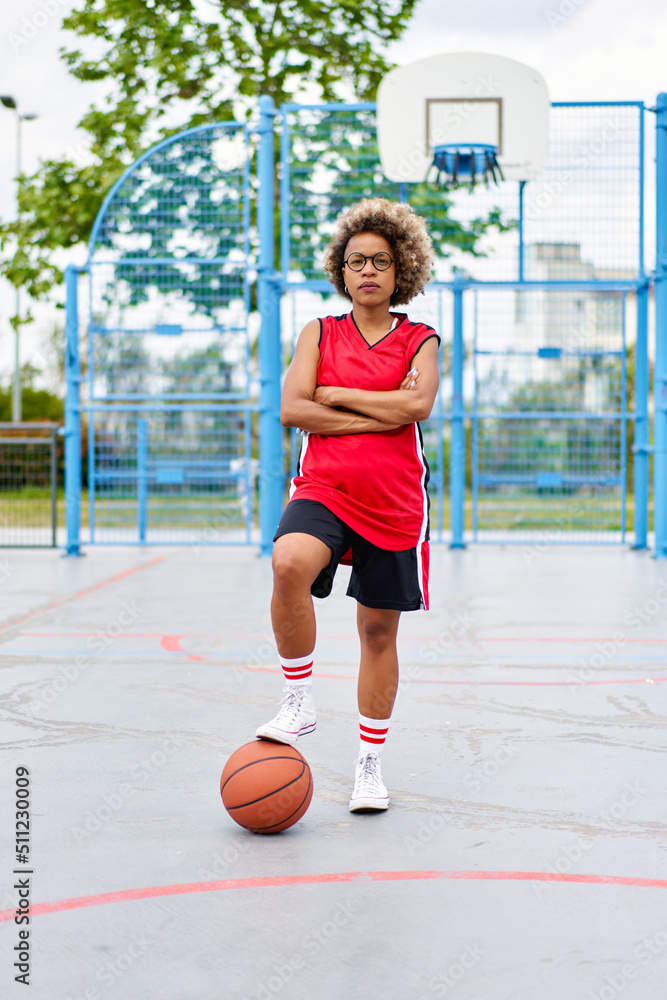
xmin=256 ymin=197 xmax=440 ymax=811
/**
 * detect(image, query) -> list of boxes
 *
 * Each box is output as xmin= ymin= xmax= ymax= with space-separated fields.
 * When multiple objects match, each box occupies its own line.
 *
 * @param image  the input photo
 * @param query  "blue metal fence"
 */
xmin=277 ymin=100 xmax=648 ymax=547
xmin=470 ymin=284 xmax=630 ymax=543
xmin=66 ymin=122 xmax=255 ymax=549
xmin=63 ymin=96 xmax=661 ymax=553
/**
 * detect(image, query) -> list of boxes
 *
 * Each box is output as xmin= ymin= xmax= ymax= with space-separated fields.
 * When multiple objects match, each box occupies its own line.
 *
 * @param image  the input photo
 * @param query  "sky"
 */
xmin=0 ymin=0 xmax=666 ymax=384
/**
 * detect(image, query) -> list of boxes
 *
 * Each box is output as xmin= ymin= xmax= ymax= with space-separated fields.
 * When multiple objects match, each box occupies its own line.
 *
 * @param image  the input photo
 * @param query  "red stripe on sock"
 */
xmin=361 ymin=734 xmax=386 ymax=744
xmin=282 ymin=662 xmax=313 ymax=679
xmin=360 ymin=725 xmax=389 ymax=736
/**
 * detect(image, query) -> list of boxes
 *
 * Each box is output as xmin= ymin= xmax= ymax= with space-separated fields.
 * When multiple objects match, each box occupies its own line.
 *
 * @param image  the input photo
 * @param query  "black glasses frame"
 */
xmin=343 ymin=252 xmax=396 ymax=271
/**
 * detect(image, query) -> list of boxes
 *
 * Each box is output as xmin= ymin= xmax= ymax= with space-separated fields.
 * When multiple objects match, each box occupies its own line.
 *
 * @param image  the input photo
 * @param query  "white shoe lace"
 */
xmin=355 ymin=753 xmax=384 ymax=795
xmin=273 ymin=687 xmax=305 ymax=727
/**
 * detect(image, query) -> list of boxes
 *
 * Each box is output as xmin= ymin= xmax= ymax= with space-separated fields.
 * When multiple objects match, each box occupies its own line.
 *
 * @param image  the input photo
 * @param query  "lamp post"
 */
xmin=1 ymin=95 xmax=38 ymax=423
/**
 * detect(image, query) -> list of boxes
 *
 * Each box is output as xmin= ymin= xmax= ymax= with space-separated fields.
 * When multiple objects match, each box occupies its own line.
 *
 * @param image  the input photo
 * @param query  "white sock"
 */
xmin=280 ymin=652 xmax=313 ymax=692
xmin=359 ymin=713 xmax=391 ymax=756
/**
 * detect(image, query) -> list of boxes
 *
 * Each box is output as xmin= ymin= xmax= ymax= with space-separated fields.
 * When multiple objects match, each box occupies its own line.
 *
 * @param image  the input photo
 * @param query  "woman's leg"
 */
xmin=256 ymin=532 xmax=332 ymax=744
xmin=271 ymin=532 xmax=332 ymax=657
xmin=349 ymin=604 xmax=401 ymax=811
xmin=356 ymin=604 xmax=401 ymax=720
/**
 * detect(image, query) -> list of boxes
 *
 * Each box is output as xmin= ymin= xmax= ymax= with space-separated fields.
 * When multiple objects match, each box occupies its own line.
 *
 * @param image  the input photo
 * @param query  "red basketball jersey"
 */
xmin=289 ymin=312 xmax=439 ymax=550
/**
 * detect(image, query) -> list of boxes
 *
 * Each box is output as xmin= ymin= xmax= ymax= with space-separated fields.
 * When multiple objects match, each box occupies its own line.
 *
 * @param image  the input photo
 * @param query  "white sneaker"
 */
xmin=349 ymin=752 xmax=389 ymax=812
xmin=255 ymin=687 xmax=317 ymax=745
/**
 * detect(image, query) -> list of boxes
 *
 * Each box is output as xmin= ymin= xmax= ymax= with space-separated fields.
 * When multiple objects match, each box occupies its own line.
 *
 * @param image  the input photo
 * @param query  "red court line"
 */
xmin=20 ymin=632 xmax=667 ymax=644
xmin=10 ymin=636 xmax=667 ymax=686
xmin=238 ymin=665 xmax=667 ymax=686
xmin=0 ymin=557 xmax=166 ymax=635
xmin=2 ymin=869 xmax=665 ymax=923
xmin=229 ymin=635 xmax=667 ymax=643
xmin=160 ymin=635 xmax=203 ymax=662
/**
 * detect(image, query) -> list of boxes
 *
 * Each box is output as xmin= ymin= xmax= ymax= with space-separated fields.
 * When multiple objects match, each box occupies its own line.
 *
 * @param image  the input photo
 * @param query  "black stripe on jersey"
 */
xmin=416 ymin=422 xmax=431 ymax=542
xmin=317 ymin=317 xmax=323 ymax=348
xmin=409 ymin=332 xmax=441 ymax=368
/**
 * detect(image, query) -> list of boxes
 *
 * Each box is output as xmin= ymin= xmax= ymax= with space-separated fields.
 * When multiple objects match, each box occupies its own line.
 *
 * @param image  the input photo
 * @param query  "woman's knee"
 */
xmin=357 ymin=610 xmax=398 ymax=654
xmin=272 ymin=535 xmax=329 ymax=591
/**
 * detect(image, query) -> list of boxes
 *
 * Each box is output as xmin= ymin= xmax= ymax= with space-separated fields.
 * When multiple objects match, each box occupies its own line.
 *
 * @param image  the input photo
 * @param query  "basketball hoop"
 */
xmin=376 ymin=53 xmax=550 ymax=188
xmin=431 ymin=143 xmax=504 ymax=190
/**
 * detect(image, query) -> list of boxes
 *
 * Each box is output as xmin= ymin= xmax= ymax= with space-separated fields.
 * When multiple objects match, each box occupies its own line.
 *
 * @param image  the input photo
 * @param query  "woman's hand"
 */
xmin=399 ymin=367 xmax=419 ymax=391
xmin=310 ymin=384 xmax=399 ymax=432
xmin=313 ymin=385 xmax=339 ymax=408
xmin=315 ymin=369 xmax=418 ymax=409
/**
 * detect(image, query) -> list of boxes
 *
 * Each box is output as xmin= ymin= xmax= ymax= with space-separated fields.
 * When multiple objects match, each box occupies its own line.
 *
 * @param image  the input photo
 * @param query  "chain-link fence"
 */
xmin=0 ymin=423 xmax=59 ymax=547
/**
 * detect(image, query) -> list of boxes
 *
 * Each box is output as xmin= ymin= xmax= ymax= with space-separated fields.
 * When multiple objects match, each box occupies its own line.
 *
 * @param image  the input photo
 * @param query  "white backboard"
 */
xmin=377 ymin=53 xmax=550 ymax=184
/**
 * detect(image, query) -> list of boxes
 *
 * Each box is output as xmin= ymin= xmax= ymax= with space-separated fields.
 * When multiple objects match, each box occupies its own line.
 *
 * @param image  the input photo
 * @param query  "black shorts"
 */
xmin=273 ymin=499 xmax=427 ymax=611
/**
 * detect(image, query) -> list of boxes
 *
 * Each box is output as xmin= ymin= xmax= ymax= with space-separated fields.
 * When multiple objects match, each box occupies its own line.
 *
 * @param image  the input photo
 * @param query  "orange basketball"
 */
xmin=220 ymin=740 xmax=313 ymax=834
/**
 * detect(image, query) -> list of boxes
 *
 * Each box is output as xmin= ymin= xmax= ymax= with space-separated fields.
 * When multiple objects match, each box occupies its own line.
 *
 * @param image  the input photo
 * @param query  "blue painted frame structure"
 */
xmin=65 ymin=121 xmax=255 ymax=551
xmin=654 ymin=93 xmax=667 ymax=557
xmin=63 ymin=96 xmax=658 ymax=555
xmin=277 ymin=99 xmax=651 ymax=550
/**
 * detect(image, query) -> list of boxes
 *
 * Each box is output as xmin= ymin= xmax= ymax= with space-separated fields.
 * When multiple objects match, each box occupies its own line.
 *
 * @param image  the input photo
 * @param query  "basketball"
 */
xmin=220 ymin=740 xmax=313 ymax=833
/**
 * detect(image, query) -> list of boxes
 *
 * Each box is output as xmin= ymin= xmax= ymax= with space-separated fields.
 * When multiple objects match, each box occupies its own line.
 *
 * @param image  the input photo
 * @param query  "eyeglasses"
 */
xmin=343 ymin=252 xmax=395 ymax=271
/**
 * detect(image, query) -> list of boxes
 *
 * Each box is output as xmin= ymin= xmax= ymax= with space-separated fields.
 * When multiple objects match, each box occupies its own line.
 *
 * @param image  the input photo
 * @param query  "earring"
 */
xmin=344 ymin=285 xmax=348 ymax=294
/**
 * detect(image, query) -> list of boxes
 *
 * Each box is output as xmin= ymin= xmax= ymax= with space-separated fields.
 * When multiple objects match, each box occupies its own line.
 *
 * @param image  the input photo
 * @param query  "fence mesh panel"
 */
xmin=281 ymin=102 xmax=642 ymax=541
xmin=0 ymin=425 xmax=57 ymax=547
xmin=89 ymin=408 xmax=252 ymax=543
xmin=84 ymin=123 xmax=254 ymax=543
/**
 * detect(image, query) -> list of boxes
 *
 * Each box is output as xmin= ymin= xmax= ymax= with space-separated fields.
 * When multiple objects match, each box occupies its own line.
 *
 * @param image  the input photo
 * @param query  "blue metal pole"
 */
xmin=258 ymin=94 xmax=283 ymax=555
xmin=137 ymin=417 xmax=147 ymax=542
xmin=88 ymin=416 xmax=96 ymax=543
xmin=279 ymin=106 xmax=291 ymax=278
xmin=450 ymin=274 xmax=466 ymax=548
xmin=654 ymin=93 xmax=667 ymax=557
xmin=633 ymin=281 xmax=649 ymax=548
xmin=518 ymin=180 xmax=525 ymax=282
xmin=64 ymin=264 xmax=82 ymax=555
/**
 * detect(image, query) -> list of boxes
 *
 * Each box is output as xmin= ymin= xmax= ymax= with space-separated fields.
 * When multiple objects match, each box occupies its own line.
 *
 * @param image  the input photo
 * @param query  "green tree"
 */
xmin=0 ymin=0 xmax=420 ymax=303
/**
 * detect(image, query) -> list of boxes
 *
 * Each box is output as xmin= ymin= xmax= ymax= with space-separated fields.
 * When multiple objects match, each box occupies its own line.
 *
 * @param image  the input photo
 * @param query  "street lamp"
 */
xmin=1 ymin=95 xmax=38 ymax=423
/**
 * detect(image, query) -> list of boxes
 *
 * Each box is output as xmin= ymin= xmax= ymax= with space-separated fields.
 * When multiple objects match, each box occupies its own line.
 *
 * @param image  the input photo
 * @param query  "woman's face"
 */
xmin=342 ymin=232 xmax=396 ymax=307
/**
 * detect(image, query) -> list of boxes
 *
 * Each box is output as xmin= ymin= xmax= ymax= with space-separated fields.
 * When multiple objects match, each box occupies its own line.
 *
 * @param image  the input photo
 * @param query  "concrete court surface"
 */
xmin=1 ymin=542 xmax=667 ymax=1000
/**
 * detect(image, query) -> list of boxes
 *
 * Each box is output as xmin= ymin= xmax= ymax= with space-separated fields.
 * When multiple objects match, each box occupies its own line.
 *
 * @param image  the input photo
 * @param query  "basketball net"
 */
xmin=431 ymin=143 xmax=504 ymax=190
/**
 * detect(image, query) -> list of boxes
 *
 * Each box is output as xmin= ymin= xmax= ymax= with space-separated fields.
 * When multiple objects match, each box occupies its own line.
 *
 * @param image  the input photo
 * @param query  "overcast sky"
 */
xmin=0 ymin=0 xmax=666 ymax=379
